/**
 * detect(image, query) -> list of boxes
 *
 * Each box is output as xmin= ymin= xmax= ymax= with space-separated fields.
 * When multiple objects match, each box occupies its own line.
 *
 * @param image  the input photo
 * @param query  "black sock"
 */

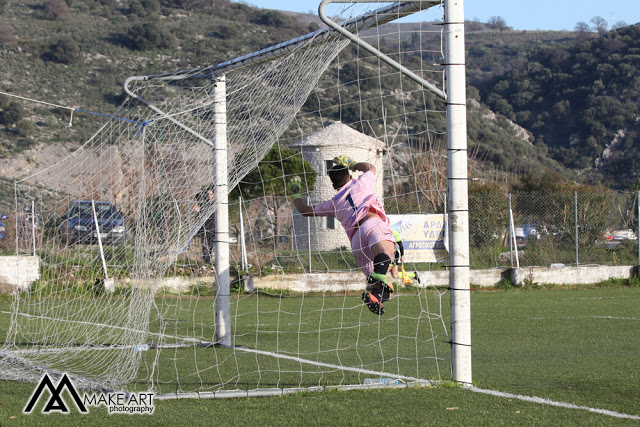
xmin=373 ymin=253 xmax=391 ymax=276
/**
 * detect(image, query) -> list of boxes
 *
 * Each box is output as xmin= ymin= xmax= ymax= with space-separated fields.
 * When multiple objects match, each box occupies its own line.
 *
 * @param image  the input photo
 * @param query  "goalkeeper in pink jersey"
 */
xmin=288 ymin=156 xmax=395 ymax=315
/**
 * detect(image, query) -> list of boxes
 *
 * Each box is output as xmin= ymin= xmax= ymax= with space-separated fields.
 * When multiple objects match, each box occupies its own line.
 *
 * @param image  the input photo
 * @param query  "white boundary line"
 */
xmin=3 ymin=312 xmax=639 ymax=419
xmin=468 ymin=386 xmax=640 ymax=420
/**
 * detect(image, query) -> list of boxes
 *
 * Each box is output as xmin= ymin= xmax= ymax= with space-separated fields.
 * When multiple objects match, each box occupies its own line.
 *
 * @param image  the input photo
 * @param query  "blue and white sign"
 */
xmin=387 ymin=214 xmax=447 ymax=263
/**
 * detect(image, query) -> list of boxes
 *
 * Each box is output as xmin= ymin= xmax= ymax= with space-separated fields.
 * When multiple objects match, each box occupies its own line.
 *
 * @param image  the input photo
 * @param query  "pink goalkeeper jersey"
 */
xmin=313 ymin=171 xmax=387 ymax=239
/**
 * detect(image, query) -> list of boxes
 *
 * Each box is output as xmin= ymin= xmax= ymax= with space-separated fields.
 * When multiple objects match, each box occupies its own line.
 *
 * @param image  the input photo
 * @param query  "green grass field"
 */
xmin=1 ymin=285 xmax=639 ymax=426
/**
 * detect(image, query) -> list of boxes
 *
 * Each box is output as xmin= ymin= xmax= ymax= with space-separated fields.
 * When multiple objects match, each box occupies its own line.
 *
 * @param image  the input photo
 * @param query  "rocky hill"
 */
xmin=0 ymin=0 xmax=576 ymax=210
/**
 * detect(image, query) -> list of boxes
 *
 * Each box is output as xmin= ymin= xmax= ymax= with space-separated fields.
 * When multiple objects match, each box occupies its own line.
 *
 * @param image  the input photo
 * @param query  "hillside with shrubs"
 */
xmin=3 ymin=0 xmax=636 ymax=202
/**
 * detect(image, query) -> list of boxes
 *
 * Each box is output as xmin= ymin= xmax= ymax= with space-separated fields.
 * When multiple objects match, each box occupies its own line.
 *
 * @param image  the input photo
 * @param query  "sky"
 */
xmin=238 ymin=0 xmax=640 ymax=32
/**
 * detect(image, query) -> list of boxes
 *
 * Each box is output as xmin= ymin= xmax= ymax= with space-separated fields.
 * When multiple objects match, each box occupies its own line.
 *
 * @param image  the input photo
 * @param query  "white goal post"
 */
xmin=124 ymin=0 xmax=470 ymax=384
xmin=1 ymin=0 xmax=470 ymax=395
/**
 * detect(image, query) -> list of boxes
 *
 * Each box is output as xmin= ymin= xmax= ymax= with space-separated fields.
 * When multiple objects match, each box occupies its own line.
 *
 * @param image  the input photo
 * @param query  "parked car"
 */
xmin=514 ymin=224 xmax=546 ymax=248
xmin=0 ymin=214 xmax=7 ymax=240
xmin=60 ymin=201 xmax=127 ymax=245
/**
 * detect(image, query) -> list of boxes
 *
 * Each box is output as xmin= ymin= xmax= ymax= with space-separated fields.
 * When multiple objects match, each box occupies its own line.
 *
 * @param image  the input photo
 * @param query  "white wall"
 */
xmin=0 ymin=256 xmax=40 ymax=292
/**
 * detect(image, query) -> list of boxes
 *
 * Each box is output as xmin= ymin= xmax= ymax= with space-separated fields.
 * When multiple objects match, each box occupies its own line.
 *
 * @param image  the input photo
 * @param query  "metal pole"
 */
xmin=508 ymin=194 xmax=513 ymax=267
xmin=213 ymin=76 xmax=232 ymax=347
xmin=91 ymin=200 xmax=109 ymax=279
xmin=443 ymin=192 xmax=449 ymax=262
xmin=574 ymin=191 xmax=578 ymax=267
xmin=508 ymin=196 xmax=520 ymax=269
xmin=30 ymin=200 xmax=36 ymax=256
xmin=444 ymin=0 xmax=472 ymax=385
xmin=318 ymin=0 xmax=446 ymax=100
xmin=239 ymin=196 xmax=248 ymax=274
xmin=307 ymin=197 xmax=312 ymax=273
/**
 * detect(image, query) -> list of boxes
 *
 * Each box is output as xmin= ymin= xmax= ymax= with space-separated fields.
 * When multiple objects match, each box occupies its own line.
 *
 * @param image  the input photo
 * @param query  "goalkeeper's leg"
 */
xmin=352 ymin=222 xmax=395 ymax=314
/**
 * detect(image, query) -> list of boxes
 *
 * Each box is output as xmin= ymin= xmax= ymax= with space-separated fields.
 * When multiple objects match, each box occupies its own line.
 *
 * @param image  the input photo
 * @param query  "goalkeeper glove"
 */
xmin=288 ymin=177 xmax=303 ymax=200
xmin=333 ymin=155 xmax=356 ymax=171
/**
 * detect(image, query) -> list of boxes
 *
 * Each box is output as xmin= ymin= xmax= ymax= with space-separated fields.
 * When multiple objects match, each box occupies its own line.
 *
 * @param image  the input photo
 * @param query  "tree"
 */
xmin=43 ymin=0 xmax=70 ymax=20
xmin=230 ymin=146 xmax=317 ymax=243
xmin=466 ymin=18 xmax=483 ymax=32
xmin=123 ymin=21 xmax=175 ymax=51
xmin=590 ymin=16 xmax=608 ymax=35
xmin=15 ymin=119 xmax=36 ymax=138
xmin=214 ymin=23 xmax=240 ymax=40
xmin=42 ymin=38 xmax=81 ymax=64
xmin=612 ymin=21 xmax=628 ymax=30
xmin=129 ymin=0 xmax=160 ymax=18
xmin=253 ymin=10 xmax=293 ymax=27
xmin=0 ymin=101 xmax=24 ymax=127
xmin=486 ymin=16 xmax=509 ymax=32
xmin=574 ymin=21 xmax=591 ymax=33
xmin=511 ymin=171 xmax=573 ymax=193
xmin=468 ymin=182 xmax=508 ymax=249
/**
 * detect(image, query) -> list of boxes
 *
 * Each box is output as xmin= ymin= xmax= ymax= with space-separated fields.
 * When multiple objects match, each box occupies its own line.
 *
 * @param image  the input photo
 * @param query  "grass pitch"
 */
xmin=0 ymin=285 xmax=639 ymax=426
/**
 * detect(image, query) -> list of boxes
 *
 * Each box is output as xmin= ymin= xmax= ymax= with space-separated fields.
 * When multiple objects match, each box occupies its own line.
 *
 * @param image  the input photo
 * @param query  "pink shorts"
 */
xmin=350 ymin=217 xmax=395 ymax=277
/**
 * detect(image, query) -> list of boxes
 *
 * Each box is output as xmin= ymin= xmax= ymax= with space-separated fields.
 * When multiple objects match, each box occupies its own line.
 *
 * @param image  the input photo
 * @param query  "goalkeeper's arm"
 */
xmin=288 ymin=177 xmax=316 ymax=217
xmin=352 ymin=162 xmax=376 ymax=174
xmin=293 ymin=198 xmax=315 ymax=217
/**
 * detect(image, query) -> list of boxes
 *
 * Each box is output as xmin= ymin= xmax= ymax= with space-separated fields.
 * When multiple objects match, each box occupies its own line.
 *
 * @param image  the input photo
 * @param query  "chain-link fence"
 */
xmin=470 ymin=190 xmax=639 ymax=269
xmin=10 ymin=189 xmax=636 ymax=275
xmin=241 ymin=189 xmax=640 ymax=273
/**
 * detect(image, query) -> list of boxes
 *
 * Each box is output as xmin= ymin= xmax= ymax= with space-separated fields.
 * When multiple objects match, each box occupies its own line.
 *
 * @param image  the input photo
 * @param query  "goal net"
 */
xmin=1 ymin=0 xmax=468 ymax=395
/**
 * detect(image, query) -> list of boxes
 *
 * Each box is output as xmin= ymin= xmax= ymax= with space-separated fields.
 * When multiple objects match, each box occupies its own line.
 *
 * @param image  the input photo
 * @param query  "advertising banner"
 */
xmin=387 ymin=214 xmax=447 ymax=263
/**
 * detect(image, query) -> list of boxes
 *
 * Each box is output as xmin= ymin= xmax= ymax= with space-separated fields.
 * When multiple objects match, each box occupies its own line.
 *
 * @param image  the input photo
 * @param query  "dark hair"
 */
xmin=196 ymin=187 xmax=214 ymax=203
xmin=328 ymin=165 xmax=349 ymax=188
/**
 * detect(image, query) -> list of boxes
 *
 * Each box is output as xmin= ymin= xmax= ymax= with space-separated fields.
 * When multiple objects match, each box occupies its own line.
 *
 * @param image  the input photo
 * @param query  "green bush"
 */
xmin=0 ymin=101 xmax=23 ymax=127
xmin=214 ymin=23 xmax=240 ymax=40
xmin=494 ymin=278 xmax=515 ymax=289
xmin=130 ymin=0 xmax=160 ymax=17
xmin=122 ymin=21 xmax=176 ymax=51
xmin=252 ymin=10 xmax=293 ymax=27
xmin=15 ymin=120 xmax=36 ymax=137
xmin=42 ymin=37 xmax=81 ymax=64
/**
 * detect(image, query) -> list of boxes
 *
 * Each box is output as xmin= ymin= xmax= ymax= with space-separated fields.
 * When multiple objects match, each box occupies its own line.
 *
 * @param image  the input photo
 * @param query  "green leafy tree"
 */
xmin=468 ymin=182 xmax=509 ymax=250
xmin=231 ymin=146 xmax=316 ymax=242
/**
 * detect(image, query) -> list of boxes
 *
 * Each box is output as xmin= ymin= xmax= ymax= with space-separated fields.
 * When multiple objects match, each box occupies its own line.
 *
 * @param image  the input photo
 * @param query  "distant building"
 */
xmin=290 ymin=122 xmax=385 ymax=251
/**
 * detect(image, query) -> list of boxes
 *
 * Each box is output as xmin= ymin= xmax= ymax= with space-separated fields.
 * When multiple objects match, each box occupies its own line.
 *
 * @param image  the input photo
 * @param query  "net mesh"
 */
xmin=1 ymin=1 xmax=450 ymax=394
